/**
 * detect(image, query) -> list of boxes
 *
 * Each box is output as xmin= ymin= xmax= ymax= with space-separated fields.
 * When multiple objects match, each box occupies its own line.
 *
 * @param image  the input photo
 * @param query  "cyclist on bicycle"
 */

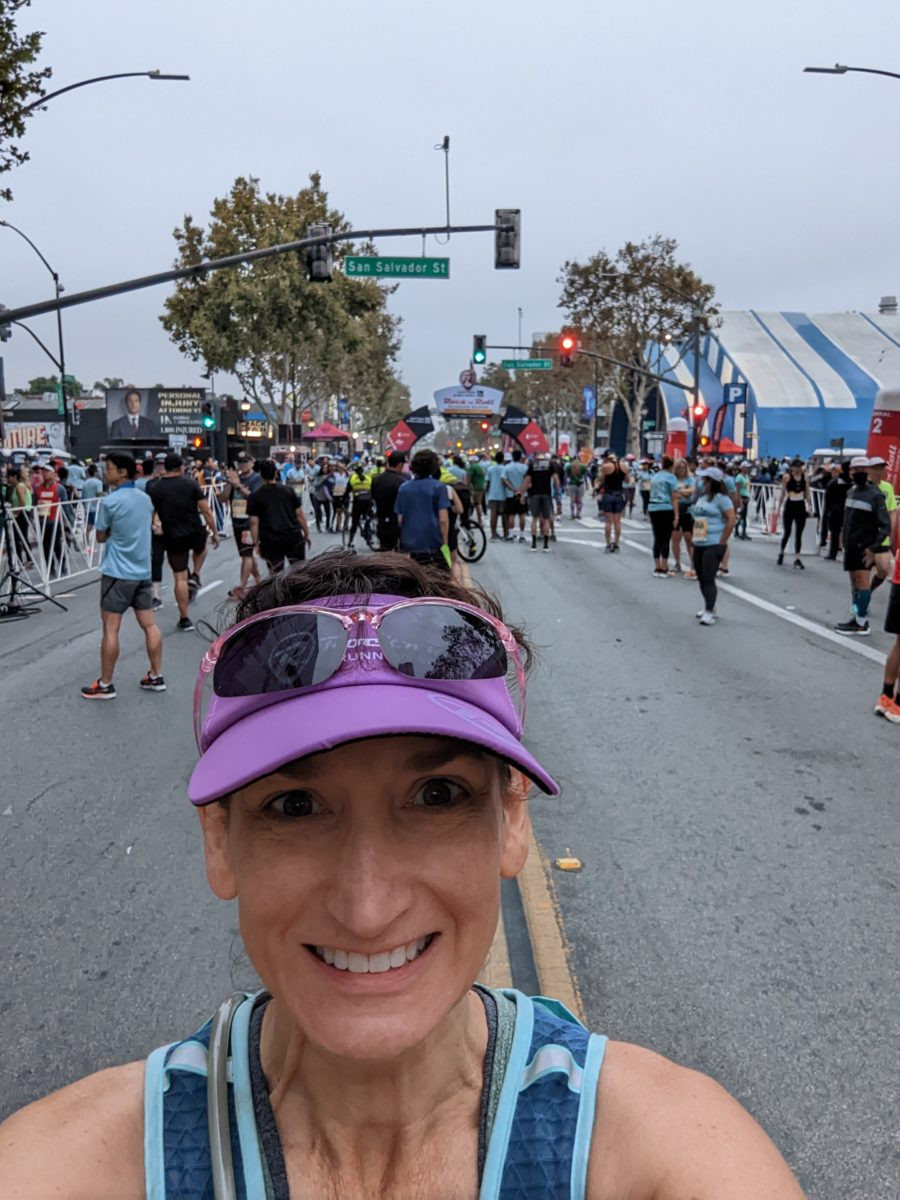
xmin=346 ymin=460 xmax=375 ymax=549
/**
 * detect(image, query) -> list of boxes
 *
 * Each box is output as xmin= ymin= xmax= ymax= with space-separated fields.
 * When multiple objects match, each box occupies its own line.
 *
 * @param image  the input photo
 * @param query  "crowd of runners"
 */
xmin=2 ymin=437 xmax=897 ymax=726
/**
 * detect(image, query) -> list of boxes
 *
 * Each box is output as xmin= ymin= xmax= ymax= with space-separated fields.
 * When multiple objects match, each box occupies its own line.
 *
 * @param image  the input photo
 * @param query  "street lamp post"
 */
xmin=23 ymin=69 xmax=190 ymax=114
xmin=804 ymin=63 xmax=900 ymax=83
xmin=0 ymin=221 xmax=70 ymax=446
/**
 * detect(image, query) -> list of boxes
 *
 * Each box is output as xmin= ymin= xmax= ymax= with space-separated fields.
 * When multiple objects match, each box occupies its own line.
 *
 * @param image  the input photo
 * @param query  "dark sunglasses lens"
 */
xmin=378 ymin=606 xmax=507 ymax=680
xmin=213 ymin=613 xmax=347 ymax=696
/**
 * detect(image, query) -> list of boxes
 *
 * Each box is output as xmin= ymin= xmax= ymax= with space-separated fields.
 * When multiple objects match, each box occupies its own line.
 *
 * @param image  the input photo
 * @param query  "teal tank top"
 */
xmin=144 ymin=987 xmax=608 ymax=1199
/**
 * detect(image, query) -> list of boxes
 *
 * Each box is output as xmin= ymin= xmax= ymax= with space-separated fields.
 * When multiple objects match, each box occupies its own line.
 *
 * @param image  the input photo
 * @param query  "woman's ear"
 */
xmin=500 ymin=771 xmax=531 ymax=879
xmin=197 ymin=803 xmax=238 ymax=900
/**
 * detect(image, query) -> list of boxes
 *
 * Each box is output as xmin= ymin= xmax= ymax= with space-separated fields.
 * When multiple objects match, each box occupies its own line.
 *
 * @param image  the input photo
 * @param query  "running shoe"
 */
xmin=698 ymin=611 xmax=717 ymax=625
xmin=671 ymin=563 xmax=681 ymax=574
xmin=543 ymin=545 xmax=551 ymax=553
xmin=695 ymin=609 xmax=705 ymax=619
xmin=777 ymin=553 xmax=784 ymax=566
xmin=177 ymin=616 xmax=195 ymax=632
xmin=81 ymin=680 xmax=116 ymax=700
xmin=140 ymin=673 xmax=166 ymax=692
xmin=684 ymin=570 xmax=697 ymax=579
xmin=151 ymin=596 xmax=163 ymax=611
xmin=878 ymin=698 xmax=900 ymax=723
xmin=652 ymin=570 xmax=669 ymax=578
xmin=834 ymin=619 xmax=869 ymax=636
xmin=793 ymin=559 xmax=805 ymax=570
xmin=612 ymin=543 xmax=620 ymax=553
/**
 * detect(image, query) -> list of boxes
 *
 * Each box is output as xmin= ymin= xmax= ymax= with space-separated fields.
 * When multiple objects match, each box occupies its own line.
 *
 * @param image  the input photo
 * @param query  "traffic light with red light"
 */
xmin=691 ymin=402 xmax=708 ymax=424
xmin=479 ymin=420 xmax=491 ymax=432
xmin=559 ymin=332 xmax=576 ymax=367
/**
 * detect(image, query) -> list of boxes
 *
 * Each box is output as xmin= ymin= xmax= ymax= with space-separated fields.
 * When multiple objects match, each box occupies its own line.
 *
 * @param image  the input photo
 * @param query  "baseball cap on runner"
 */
xmin=850 ymin=456 xmax=870 ymax=468
xmin=868 ymin=455 xmax=887 ymax=467
xmin=696 ymin=467 xmax=724 ymax=482
xmin=189 ymin=594 xmax=559 ymax=804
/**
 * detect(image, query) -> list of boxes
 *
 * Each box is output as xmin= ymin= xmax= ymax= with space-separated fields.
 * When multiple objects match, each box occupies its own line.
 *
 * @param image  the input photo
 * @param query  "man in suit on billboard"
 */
xmin=109 ymin=389 xmax=159 ymax=439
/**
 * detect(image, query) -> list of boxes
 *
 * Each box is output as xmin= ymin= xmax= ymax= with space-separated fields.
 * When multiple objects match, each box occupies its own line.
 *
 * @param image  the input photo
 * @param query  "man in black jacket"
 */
xmin=822 ymin=461 xmax=849 ymax=560
xmin=370 ymin=451 xmax=407 ymax=551
xmin=834 ymin=457 xmax=890 ymax=636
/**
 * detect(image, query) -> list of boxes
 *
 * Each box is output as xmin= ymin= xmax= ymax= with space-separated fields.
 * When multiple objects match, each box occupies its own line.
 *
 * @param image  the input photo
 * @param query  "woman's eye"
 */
xmin=267 ymin=791 xmax=318 ymax=818
xmin=413 ymin=779 xmax=468 ymax=809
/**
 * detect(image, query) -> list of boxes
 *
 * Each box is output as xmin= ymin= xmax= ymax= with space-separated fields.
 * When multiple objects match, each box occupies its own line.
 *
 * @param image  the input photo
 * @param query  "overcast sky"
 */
xmin=3 ymin=0 xmax=899 ymax=407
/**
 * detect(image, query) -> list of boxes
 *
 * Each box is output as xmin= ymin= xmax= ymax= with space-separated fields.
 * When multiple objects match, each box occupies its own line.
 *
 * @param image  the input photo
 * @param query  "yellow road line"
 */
xmin=480 ymin=910 xmax=513 ymax=990
xmin=459 ymin=558 xmax=581 ymax=1012
xmin=518 ymin=822 xmax=585 ymax=1021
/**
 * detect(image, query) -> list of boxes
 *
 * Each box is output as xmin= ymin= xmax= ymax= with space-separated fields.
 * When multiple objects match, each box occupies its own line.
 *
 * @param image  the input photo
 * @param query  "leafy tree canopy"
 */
xmin=26 ymin=373 xmax=85 ymax=395
xmin=558 ymin=235 xmax=718 ymax=452
xmin=160 ymin=173 xmax=407 ymax=432
xmin=93 ymin=376 xmax=123 ymax=393
xmin=0 ymin=0 xmax=50 ymax=202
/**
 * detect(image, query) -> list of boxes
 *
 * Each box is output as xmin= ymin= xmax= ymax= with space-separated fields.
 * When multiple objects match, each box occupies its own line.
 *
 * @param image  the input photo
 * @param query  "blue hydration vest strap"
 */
xmin=149 ymin=987 xmax=608 ymax=1200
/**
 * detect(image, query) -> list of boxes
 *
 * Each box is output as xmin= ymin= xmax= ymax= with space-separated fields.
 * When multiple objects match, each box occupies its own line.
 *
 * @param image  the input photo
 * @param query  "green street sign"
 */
xmin=642 ymin=419 xmax=656 ymax=430
xmin=500 ymin=358 xmax=553 ymax=371
xmin=55 ymin=381 xmax=64 ymax=415
xmin=62 ymin=373 xmax=76 ymax=383
xmin=344 ymin=255 xmax=449 ymax=279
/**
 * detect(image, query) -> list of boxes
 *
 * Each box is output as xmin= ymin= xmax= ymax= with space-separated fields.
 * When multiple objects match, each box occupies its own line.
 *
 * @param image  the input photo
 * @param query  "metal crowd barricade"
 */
xmin=747 ymin=483 xmax=826 ymax=554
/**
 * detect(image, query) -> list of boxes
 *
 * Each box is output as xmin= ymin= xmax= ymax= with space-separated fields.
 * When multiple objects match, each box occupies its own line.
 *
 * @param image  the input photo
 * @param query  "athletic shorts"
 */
xmin=678 ymin=511 xmax=695 ymax=534
xmin=471 ymin=490 xmax=485 ymax=506
xmin=259 ymin=536 xmax=305 ymax=571
xmin=885 ymin=583 xmax=900 ymax=635
xmin=529 ymin=495 xmax=553 ymax=519
xmin=164 ymin=531 xmax=207 ymax=573
xmin=843 ymin=544 xmax=874 ymax=573
xmin=233 ymin=523 xmax=255 ymax=559
xmin=100 ymin=574 xmax=153 ymax=614
xmin=488 ymin=499 xmax=505 ymax=515
xmin=601 ymin=490 xmax=626 ymax=514
xmin=505 ymin=496 xmax=526 ymax=517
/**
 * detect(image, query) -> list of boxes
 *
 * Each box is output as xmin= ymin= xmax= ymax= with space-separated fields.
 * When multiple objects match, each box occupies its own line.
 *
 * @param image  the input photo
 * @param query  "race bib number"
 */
xmin=36 ymin=501 xmax=51 ymax=518
xmin=232 ymin=497 xmax=248 ymax=519
xmin=240 ymin=529 xmax=254 ymax=546
xmin=693 ymin=517 xmax=709 ymax=542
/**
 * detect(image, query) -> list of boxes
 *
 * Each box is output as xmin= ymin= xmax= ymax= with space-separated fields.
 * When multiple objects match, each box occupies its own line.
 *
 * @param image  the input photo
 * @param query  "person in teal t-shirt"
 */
xmin=671 ymin=459 xmax=696 ymax=577
xmin=647 ymin=456 xmax=680 ymax=576
xmin=691 ymin=467 xmax=735 ymax=625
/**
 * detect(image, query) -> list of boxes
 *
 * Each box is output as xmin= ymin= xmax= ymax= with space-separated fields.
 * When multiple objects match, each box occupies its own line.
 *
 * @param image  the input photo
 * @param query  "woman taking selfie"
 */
xmin=0 ymin=552 xmax=804 ymax=1199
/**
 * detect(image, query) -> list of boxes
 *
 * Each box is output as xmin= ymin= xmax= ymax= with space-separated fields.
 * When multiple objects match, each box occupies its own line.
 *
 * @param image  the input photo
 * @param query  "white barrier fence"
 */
xmin=0 ymin=485 xmax=230 ymax=601
xmin=746 ymin=484 xmax=828 ymax=555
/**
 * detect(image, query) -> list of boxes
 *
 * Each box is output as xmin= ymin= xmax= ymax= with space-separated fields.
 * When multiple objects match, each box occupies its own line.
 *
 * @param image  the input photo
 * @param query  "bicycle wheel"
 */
xmin=457 ymin=521 xmax=486 ymax=563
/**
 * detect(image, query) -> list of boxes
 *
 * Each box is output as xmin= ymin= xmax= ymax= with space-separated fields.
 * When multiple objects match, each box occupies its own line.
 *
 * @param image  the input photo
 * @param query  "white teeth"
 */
xmin=314 ymin=935 xmax=433 ymax=973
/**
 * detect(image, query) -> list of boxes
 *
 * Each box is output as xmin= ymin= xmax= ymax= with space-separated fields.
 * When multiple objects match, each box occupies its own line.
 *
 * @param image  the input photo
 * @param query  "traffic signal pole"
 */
xmin=0 ymin=221 xmax=515 ymax=325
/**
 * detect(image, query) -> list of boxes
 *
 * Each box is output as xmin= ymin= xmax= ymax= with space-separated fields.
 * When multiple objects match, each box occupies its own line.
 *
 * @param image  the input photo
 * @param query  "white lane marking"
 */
xmin=560 ymin=533 xmax=885 ymax=665
xmin=196 ymin=579 xmax=224 ymax=599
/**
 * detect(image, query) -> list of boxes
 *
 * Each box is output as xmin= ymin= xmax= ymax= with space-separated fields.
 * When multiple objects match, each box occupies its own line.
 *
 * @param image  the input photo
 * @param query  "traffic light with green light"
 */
xmin=473 ymin=334 xmax=487 ymax=364
xmin=201 ymin=402 xmax=218 ymax=431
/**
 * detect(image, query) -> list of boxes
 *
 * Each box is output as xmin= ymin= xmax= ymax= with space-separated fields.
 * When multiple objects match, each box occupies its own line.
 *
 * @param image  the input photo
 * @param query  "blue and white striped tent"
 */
xmin=652 ymin=311 xmax=900 ymax=457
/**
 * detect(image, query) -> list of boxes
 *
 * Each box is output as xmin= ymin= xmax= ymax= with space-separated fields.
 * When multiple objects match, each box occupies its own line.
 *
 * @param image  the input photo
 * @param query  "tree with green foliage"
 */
xmin=26 ymin=373 xmax=84 ymax=395
xmin=558 ymin=235 xmax=718 ymax=454
xmin=0 ymin=0 xmax=50 ymax=202
xmin=93 ymin=376 xmax=123 ymax=394
xmin=160 ymin=173 xmax=406 ymax=433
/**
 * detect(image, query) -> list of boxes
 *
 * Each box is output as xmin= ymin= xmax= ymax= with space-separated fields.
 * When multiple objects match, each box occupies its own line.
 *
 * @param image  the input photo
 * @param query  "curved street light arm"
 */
xmin=24 ymin=70 xmax=190 ymax=113
xmin=0 ymin=220 xmax=58 ymax=284
xmin=804 ymin=63 xmax=900 ymax=81
xmin=12 ymin=321 xmax=62 ymax=371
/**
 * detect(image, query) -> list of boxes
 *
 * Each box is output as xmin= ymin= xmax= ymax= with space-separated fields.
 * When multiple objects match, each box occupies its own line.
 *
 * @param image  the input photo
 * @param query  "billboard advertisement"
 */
xmin=1 ymin=421 xmax=66 ymax=451
xmin=106 ymin=386 xmax=206 ymax=440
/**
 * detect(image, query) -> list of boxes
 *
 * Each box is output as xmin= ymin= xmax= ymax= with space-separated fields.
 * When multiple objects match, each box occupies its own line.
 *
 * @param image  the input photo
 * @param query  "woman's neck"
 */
xmin=259 ymin=989 xmax=487 ymax=1160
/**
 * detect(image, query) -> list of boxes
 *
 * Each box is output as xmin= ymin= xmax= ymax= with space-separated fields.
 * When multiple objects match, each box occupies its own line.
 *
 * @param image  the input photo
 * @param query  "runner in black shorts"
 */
xmin=834 ymin=458 xmax=889 ymax=637
xmin=223 ymin=454 xmax=262 ymax=598
xmin=524 ymin=454 xmax=553 ymax=552
xmin=875 ymin=560 xmax=900 ymax=721
xmin=149 ymin=454 xmax=219 ymax=632
xmin=596 ymin=453 xmax=627 ymax=552
xmin=247 ymin=459 xmax=311 ymax=571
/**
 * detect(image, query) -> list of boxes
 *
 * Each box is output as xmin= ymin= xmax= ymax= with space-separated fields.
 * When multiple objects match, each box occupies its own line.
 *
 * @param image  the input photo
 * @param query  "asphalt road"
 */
xmin=1 ymin=515 xmax=896 ymax=1200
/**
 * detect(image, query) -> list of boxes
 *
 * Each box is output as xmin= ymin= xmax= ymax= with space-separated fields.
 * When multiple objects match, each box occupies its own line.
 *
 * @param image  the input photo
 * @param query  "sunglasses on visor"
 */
xmin=193 ymin=598 xmax=527 ymax=749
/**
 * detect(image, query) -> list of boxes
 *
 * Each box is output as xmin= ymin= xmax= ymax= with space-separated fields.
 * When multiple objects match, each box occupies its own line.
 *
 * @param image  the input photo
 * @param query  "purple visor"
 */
xmin=189 ymin=594 xmax=559 ymax=803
